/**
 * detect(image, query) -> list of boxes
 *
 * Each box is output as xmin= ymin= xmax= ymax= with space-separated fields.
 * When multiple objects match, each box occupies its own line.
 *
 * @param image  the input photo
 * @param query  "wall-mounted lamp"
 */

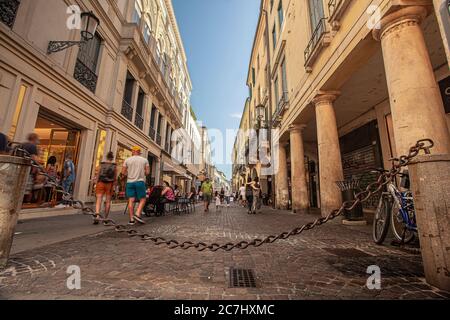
xmin=47 ymin=11 xmax=100 ymax=54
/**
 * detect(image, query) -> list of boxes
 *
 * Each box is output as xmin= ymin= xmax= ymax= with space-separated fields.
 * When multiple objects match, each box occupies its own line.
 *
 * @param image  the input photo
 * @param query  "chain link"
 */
xmin=10 ymin=139 xmax=434 ymax=252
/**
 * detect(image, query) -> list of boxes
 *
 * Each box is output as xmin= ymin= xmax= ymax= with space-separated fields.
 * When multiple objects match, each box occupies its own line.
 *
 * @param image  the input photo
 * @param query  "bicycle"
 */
xmin=372 ymin=168 xmax=417 ymax=245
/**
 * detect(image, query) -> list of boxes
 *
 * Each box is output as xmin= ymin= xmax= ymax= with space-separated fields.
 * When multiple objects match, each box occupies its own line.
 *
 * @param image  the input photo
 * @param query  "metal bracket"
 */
xmin=47 ymin=41 xmax=84 ymax=54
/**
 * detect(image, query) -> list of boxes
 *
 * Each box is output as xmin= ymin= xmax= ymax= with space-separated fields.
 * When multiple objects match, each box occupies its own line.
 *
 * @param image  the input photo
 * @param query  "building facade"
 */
xmin=0 ymin=0 xmax=204 ymax=204
xmin=233 ymin=0 xmax=450 ymax=215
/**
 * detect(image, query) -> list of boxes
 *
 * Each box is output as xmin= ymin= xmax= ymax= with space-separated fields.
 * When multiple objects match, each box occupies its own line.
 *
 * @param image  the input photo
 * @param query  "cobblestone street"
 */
xmin=1 ymin=205 xmax=449 ymax=300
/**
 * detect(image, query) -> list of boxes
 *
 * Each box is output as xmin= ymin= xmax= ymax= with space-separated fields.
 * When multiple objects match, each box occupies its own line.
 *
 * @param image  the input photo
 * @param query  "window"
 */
xmin=134 ymin=88 xmax=145 ymax=130
xmin=278 ymin=0 xmax=284 ymax=29
xmin=132 ymin=0 xmax=142 ymax=24
xmin=8 ymin=84 xmax=27 ymax=140
xmin=74 ymin=33 xmax=101 ymax=93
xmin=308 ymin=0 xmax=325 ymax=33
xmin=252 ymin=68 xmax=256 ymax=87
xmin=143 ymin=22 xmax=151 ymax=43
xmin=0 ymin=0 xmax=21 ymax=28
xmin=272 ymin=24 xmax=277 ymax=50
xmin=274 ymin=77 xmax=280 ymax=108
xmin=281 ymin=58 xmax=288 ymax=94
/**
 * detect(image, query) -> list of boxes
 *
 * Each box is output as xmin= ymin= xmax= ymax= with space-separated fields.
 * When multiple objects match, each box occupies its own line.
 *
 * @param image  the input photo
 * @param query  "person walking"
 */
xmin=201 ymin=177 xmax=213 ymax=212
xmin=56 ymin=153 xmax=76 ymax=208
xmin=251 ymin=177 xmax=262 ymax=214
xmin=239 ymin=184 xmax=246 ymax=207
xmin=44 ymin=156 xmax=58 ymax=203
xmin=122 ymin=146 xmax=150 ymax=225
xmin=245 ymin=177 xmax=254 ymax=214
xmin=224 ymin=187 xmax=231 ymax=208
xmin=94 ymin=151 xmax=117 ymax=225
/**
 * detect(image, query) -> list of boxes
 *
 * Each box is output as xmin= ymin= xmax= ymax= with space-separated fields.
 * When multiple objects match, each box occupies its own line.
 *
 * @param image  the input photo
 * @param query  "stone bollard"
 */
xmin=0 ymin=155 xmax=31 ymax=268
xmin=408 ymin=154 xmax=450 ymax=291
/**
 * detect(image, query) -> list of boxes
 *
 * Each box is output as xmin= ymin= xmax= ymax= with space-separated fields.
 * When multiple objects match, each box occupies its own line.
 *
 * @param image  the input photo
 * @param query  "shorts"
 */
xmin=203 ymin=193 xmax=212 ymax=203
xmin=96 ymin=182 xmax=114 ymax=196
xmin=126 ymin=181 xmax=147 ymax=200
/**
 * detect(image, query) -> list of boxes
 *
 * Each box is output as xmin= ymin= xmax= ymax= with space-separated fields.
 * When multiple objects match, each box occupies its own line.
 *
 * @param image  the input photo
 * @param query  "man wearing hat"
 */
xmin=122 ymin=146 xmax=150 ymax=225
xmin=200 ymin=177 xmax=213 ymax=213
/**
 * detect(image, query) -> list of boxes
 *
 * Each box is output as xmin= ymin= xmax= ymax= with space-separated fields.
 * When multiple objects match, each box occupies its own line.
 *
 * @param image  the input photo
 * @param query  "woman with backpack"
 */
xmin=94 ymin=152 xmax=117 ymax=225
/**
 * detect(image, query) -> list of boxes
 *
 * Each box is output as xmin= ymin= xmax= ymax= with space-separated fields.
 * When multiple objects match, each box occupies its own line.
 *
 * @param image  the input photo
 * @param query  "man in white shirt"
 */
xmin=239 ymin=184 xmax=246 ymax=207
xmin=122 ymin=146 xmax=150 ymax=225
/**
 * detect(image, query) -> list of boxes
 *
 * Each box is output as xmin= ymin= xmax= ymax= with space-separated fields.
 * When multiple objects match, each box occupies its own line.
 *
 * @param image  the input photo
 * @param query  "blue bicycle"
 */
xmin=372 ymin=168 xmax=416 ymax=245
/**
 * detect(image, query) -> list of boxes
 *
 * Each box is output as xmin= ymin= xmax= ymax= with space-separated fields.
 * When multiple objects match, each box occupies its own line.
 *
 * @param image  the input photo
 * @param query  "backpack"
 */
xmin=98 ymin=162 xmax=116 ymax=183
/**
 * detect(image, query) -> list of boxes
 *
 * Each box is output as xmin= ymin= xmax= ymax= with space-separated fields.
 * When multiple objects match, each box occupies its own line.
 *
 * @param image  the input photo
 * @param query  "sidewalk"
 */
xmin=1 ymin=205 xmax=449 ymax=300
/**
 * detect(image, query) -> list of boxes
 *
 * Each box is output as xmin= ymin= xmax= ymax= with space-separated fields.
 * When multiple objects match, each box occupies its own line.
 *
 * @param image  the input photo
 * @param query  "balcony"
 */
xmin=328 ymin=0 xmax=351 ymax=31
xmin=156 ymin=133 xmax=162 ymax=146
xmin=134 ymin=113 xmax=144 ymax=130
xmin=121 ymin=100 xmax=133 ymax=122
xmin=0 ymin=0 xmax=20 ymax=28
xmin=272 ymin=92 xmax=289 ymax=128
xmin=149 ymin=127 xmax=156 ymax=140
xmin=74 ymin=59 xmax=98 ymax=94
xmin=304 ymin=18 xmax=332 ymax=72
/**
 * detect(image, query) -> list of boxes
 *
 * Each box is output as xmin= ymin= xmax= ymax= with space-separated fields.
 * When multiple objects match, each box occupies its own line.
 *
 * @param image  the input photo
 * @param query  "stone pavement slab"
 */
xmin=1 ymin=205 xmax=449 ymax=300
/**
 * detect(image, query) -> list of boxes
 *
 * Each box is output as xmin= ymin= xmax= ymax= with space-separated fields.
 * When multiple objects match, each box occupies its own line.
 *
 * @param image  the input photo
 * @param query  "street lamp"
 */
xmin=47 ymin=11 xmax=100 ymax=54
xmin=255 ymin=104 xmax=269 ymax=129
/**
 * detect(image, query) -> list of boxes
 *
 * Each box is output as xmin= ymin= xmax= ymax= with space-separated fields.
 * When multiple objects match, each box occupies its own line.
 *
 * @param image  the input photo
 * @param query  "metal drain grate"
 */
xmin=229 ymin=268 xmax=257 ymax=288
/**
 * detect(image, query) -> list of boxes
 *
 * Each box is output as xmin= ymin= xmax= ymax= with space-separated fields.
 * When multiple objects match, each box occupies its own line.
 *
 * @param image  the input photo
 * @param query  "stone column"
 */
xmin=408 ymin=154 xmax=450 ymax=291
xmin=289 ymin=124 xmax=309 ymax=213
xmin=276 ymin=142 xmax=289 ymax=210
xmin=373 ymin=5 xmax=450 ymax=156
xmin=313 ymin=91 xmax=344 ymax=217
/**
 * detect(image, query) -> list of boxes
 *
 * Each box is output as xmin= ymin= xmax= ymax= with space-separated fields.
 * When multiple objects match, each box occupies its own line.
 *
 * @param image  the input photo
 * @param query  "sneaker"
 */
xmin=134 ymin=215 xmax=146 ymax=225
xmin=55 ymin=204 xmax=66 ymax=209
xmin=128 ymin=220 xmax=136 ymax=226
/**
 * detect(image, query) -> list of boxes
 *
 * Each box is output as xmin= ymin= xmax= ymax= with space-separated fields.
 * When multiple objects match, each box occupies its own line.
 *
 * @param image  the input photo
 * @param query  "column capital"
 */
xmin=373 ymin=6 xmax=428 ymax=41
xmin=311 ymin=90 xmax=340 ymax=106
xmin=288 ymin=124 xmax=307 ymax=133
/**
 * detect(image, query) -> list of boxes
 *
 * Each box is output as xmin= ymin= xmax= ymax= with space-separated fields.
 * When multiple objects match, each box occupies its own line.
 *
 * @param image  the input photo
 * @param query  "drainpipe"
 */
xmin=262 ymin=7 xmax=276 ymax=208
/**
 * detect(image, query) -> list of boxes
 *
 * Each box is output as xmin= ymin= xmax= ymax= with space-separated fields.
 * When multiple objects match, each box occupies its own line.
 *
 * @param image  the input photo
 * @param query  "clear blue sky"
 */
xmin=172 ymin=0 xmax=260 ymax=180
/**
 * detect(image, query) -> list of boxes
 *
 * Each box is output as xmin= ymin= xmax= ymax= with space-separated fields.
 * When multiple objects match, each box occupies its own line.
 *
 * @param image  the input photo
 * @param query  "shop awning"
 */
xmin=163 ymin=162 xmax=185 ymax=176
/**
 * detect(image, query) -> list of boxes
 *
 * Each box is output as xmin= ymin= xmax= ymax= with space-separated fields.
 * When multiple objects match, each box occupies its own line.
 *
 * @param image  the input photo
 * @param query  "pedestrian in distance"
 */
xmin=239 ymin=183 xmax=246 ymax=207
xmin=94 ymin=151 xmax=117 ymax=225
xmin=215 ymin=191 xmax=222 ymax=212
xmin=122 ymin=146 xmax=150 ymax=225
xmin=201 ymin=177 xmax=213 ymax=213
xmin=56 ymin=152 xmax=76 ymax=208
xmin=245 ymin=177 xmax=254 ymax=215
xmin=251 ymin=176 xmax=262 ymax=214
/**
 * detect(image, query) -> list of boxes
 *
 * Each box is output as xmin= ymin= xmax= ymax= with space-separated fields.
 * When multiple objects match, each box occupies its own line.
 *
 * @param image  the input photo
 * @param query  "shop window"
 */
xmin=8 ymin=84 xmax=27 ymax=140
xmin=0 ymin=0 xmax=21 ymax=29
xmin=116 ymin=144 xmax=133 ymax=199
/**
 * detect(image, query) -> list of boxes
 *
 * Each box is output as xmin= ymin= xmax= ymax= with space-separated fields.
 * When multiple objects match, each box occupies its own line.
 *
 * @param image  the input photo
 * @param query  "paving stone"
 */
xmin=0 ymin=205 xmax=448 ymax=299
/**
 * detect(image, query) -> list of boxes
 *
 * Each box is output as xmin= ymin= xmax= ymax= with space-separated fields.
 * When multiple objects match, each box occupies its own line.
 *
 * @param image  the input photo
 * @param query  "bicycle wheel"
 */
xmin=372 ymin=195 xmax=392 ymax=245
xmin=390 ymin=202 xmax=415 ymax=243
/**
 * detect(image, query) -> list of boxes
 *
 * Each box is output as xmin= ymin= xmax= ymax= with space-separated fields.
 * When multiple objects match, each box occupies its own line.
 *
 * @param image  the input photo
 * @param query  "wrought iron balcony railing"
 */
xmin=272 ymin=91 xmax=289 ymax=127
xmin=0 ymin=0 xmax=20 ymax=28
xmin=134 ymin=113 xmax=144 ymax=130
xmin=74 ymin=59 xmax=98 ymax=93
xmin=304 ymin=18 xmax=327 ymax=65
xmin=149 ymin=127 xmax=156 ymax=140
xmin=121 ymin=100 xmax=133 ymax=122
xmin=156 ymin=133 xmax=162 ymax=146
xmin=328 ymin=0 xmax=340 ymax=18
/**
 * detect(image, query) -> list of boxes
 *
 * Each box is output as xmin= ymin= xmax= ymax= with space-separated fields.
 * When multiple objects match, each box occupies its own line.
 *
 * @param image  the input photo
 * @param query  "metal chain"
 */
xmin=10 ymin=139 xmax=434 ymax=252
